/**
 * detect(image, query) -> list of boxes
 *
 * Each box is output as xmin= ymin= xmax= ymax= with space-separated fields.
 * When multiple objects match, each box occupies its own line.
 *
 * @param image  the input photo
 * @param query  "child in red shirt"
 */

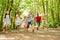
xmin=35 ymin=13 xmax=41 ymax=30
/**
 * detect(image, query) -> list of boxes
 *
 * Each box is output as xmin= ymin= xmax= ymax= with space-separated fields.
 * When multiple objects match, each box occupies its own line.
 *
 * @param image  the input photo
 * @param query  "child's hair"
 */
xmin=37 ymin=12 xmax=39 ymax=16
xmin=16 ymin=11 xmax=21 ymax=17
xmin=24 ymin=16 xmax=26 ymax=18
xmin=27 ymin=16 xmax=29 ymax=18
xmin=17 ymin=11 xmax=21 ymax=14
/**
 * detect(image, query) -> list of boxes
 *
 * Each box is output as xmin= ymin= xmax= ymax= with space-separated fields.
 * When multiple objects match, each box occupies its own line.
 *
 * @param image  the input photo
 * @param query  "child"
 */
xmin=15 ymin=12 xmax=22 ymax=32
xmin=23 ymin=16 xmax=28 ymax=31
xmin=35 ymin=13 xmax=41 ymax=30
xmin=28 ymin=11 xmax=34 ymax=32
xmin=27 ymin=16 xmax=34 ymax=32
xmin=3 ymin=12 xmax=11 ymax=33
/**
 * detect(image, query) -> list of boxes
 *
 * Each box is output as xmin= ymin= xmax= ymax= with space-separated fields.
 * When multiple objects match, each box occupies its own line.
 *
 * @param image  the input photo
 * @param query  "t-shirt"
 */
xmin=27 ymin=18 xmax=31 ymax=22
xmin=36 ymin=16 xmax=41 ymax=22
xmin=17 ymin=17 xmax=20 ymax=21
xmin=28 ymin=14 xmax=34 ymax=21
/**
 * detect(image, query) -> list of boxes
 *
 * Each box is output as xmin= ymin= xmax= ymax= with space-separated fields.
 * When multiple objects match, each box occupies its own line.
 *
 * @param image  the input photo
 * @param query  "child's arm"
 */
xmin=3 ymin=16 xmax=5 ymax=22
xmin=20 ymin=16 xmax=22 ymax=19
xmin=20 ymin=17 xmax=22 ymax=19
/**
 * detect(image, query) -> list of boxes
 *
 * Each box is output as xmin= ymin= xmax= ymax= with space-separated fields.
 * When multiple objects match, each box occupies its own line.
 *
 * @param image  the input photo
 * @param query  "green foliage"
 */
xmin=0 ymin=0 xmax=60 ymax=30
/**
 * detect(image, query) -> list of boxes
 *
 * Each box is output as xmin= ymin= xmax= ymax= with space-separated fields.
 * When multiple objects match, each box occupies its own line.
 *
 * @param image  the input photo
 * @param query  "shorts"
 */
xmin=36 ymin=22 xmax=40 ymax=26
xmin=29 ymin=21 xmax=33 ymax=25
xmin=15 ymin=21 xmax=21 ymax=26
xmin=27 ymin=21 xmax=33 ymax=28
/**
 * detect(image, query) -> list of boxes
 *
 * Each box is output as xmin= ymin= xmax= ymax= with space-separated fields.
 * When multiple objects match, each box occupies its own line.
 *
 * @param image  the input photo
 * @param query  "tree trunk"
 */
xmin=42 ymin=0 xmax=46 ymax=29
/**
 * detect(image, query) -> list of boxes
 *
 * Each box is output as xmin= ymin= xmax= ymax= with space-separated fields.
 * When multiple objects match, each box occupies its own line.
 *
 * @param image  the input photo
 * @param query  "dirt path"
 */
xmin=0 ymin=29 xmax=60 ymax=40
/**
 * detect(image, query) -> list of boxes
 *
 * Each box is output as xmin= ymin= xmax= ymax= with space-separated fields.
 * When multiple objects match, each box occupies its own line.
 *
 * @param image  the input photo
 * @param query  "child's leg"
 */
xmin=27 ymin=23 xmax=29 ymax=32
xmin=27 ymin=22 xmax=29 ymax=29
xmin=32 ymin=25 xmax=34 ymax=32
xmin=6 ymin=25 xmax=8 ymax=31
xmin=15 ymin=25 xmax=18 ymax=32
xmin=4 ymin=25 xmax=8 ymax=33
xmin=31 ymin=22 xmax=34 ymax=32
xmin=37 ymin=22 xmax=40 ymax=30
xmin=2 ymin=26 xmax=6 ymax=32
xmin=16 ymin=26 xmax=17 ymax=30
xmin=17 ymin=25 xmax=20 ymax=30
xmin=24 ymin=25 xmax=26 ymax=31
xmin=15 ymin=25 xmax=20 ymax=32
xmin=16 ymin=25 xmax=18 ymax=30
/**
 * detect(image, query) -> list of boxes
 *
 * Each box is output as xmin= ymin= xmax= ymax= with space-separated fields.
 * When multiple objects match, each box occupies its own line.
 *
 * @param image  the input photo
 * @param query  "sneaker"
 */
xmin=32 ymin=29 xmax=34 ymax=32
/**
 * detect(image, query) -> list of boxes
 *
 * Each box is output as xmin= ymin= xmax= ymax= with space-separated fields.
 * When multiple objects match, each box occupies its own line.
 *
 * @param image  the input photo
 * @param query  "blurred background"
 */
xmin=0 ymin=0 xmax=60 ymax=30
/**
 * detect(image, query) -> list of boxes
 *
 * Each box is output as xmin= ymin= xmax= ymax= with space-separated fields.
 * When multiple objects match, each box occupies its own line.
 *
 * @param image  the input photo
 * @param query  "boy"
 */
xmin=35 ymin=13 xmax=41 ymax=30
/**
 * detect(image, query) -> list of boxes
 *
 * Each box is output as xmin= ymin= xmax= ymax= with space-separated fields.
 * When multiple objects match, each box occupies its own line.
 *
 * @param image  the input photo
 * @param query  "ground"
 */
xmin=0 ymin=28 xmax=60 ymax=40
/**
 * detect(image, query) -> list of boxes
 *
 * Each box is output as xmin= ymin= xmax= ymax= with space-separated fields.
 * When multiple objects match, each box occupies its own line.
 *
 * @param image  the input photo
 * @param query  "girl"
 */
xmin=23 ymin=16 xmax=28 ymax=31
xmin=15 ymin=12 xmax=22 ymax=32
xmin=3 ymin=12 xmax=11 ymax=33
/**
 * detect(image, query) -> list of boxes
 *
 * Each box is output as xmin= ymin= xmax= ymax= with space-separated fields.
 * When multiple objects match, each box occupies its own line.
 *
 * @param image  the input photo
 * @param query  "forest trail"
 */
xmin=0 ymin=28 xmax=60 ymax=40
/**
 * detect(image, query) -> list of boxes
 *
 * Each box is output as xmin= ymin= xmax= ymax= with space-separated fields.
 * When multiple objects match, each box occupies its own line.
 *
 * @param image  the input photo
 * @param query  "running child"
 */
xmin=35 ymin=13 xmax=41 ymax=30
xmin=23 ymin=16 xmax=28 ymax=31
xmin=3 ymin=12 xmax=11 ymax=33
xmin=15 ymin=11 xmax=22 ymax=32
xmin=28 ymin=11 xmax=34 ymax=32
